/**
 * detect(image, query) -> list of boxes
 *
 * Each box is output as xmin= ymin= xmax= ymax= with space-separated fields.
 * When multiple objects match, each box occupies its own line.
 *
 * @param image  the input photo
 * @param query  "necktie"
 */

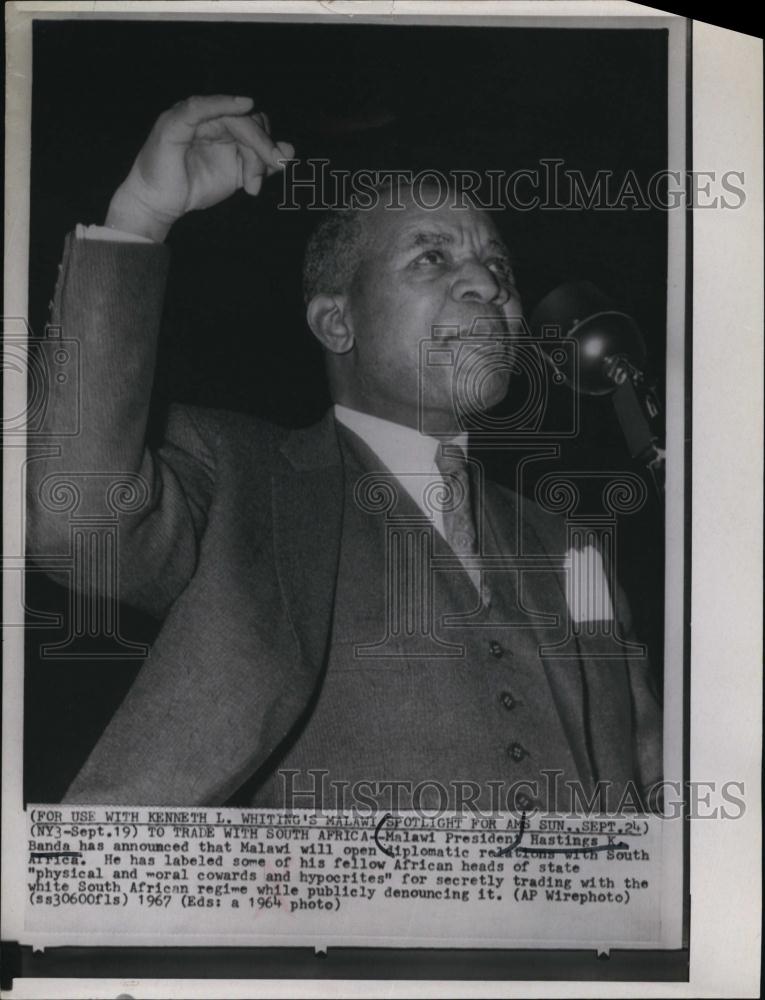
xmin=435 ymin=446 xmax=485 ymax=600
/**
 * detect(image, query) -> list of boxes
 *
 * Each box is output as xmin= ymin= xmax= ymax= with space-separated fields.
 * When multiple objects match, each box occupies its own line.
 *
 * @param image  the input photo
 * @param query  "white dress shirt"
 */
xmin=334 ymin=404 xmax=467 ymax=542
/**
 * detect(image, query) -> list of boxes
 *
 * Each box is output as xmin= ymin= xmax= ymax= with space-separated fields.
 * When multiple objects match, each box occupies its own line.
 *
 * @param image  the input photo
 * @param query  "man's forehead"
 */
xmin=396 ymin=225 xmax=508 ymax=253
xmin=367 ymin=200 xmax=507 ymax=253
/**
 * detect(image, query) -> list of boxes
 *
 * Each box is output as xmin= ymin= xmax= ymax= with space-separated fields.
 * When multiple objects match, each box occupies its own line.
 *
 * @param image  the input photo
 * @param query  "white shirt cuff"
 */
xmin=76 ymin=223 xmax=154 ymax=244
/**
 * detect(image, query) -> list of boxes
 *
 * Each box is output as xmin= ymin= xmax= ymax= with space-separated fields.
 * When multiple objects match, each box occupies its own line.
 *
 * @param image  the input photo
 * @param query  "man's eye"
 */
xmin=414 ymin=249 xmax=447 ymax=266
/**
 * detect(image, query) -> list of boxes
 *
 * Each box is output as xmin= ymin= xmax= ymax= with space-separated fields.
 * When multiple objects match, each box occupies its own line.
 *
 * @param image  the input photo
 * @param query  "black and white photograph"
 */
xmin=2 ymin=2 xmax=761 ymax=996
xmin=22 ymin=15 xmax=676 ymax=813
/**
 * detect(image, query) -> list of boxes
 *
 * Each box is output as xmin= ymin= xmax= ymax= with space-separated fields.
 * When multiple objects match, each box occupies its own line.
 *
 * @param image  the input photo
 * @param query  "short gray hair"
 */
xmin=301 ymin=177 xmax=473 ymax=304
xmin=301 ymin=208 xmax=370 ymax=305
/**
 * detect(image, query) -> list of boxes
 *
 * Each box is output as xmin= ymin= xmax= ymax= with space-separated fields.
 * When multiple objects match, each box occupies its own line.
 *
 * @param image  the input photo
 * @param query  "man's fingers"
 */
xmin=275 ymin=140 xmax=295 ymax=162
xmin=236 ymin=138 xmax=292 ymax=193
xmin=223 ymin=114 xmax=284 ymax=169
xmin=160 ymin=94 xmax=254 ymax=141
xmin=237 ymin=144 xmax=265 ymax=196
xmin=260 ymin=141 xmax=297 ymax=178
xmin=252 ymin=111 xmax=271 ymax=135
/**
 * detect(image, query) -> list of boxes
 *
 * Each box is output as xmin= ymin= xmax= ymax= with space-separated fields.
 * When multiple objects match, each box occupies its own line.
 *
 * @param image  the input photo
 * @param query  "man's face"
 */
xmin=343 ymin=195 xmax=523 ymax=432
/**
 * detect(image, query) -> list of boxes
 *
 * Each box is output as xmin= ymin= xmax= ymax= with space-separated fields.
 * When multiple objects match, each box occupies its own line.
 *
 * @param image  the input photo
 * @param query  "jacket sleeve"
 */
xmin=26 ymin=233 xmax=216 ymax=619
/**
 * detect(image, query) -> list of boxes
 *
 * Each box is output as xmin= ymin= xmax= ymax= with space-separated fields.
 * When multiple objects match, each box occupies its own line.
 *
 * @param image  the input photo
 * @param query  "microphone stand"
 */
xmin=603 ymin=355 xmax=665 ymax=501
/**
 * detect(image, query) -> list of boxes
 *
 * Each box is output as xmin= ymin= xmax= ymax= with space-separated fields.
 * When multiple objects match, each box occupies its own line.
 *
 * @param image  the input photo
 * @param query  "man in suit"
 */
xmin=27 ymin=95 xmax=662 ymax=811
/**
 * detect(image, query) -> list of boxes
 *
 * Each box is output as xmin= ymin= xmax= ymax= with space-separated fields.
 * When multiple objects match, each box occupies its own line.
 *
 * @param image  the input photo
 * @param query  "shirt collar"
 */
xmin=333 ymin=404 xmax=467 ymax=476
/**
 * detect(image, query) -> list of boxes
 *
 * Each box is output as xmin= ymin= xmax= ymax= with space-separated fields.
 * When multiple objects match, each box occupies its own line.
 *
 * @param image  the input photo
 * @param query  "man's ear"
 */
xmin=306 ymin=294 xmax=355 ymax=355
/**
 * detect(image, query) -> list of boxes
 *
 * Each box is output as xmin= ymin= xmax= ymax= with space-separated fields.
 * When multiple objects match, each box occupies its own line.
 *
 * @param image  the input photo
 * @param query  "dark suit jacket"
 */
xmin=26 ymin=234 xmax=662 ymax=806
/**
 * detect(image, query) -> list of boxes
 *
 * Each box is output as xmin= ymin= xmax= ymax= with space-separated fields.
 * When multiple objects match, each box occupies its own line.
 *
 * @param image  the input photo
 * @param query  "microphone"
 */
xmin=530 ymin=281 xmax=665 ymax=497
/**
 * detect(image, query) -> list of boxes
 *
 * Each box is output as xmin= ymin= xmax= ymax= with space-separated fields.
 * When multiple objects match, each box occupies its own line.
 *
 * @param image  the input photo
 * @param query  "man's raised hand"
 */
xmin=105 ymin=95 xmax=294 ymax=242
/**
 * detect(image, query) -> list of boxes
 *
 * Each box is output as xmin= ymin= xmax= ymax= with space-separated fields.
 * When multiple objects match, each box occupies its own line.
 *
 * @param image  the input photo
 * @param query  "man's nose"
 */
xmin=450 ymin=260 xmax=509 ymax=306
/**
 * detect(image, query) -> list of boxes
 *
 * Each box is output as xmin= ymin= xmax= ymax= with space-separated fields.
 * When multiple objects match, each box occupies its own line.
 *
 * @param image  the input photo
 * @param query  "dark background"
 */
xmin=25 ymin=20 xmax=669 ymax=802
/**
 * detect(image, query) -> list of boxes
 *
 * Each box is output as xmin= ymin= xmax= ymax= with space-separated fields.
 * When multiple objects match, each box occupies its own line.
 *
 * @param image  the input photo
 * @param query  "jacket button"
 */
xmin=499 ymin=690 xmax=516 ymax=710
xmin=507 ymin=741 xmax=528 ymax=762
xmin=489 ymin=640 xmax=504 ymax=658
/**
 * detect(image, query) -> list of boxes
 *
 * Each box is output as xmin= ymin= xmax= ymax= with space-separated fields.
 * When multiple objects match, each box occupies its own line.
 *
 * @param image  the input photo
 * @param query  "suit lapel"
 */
xmin=271 ymin=411 xmax=345 ymax=674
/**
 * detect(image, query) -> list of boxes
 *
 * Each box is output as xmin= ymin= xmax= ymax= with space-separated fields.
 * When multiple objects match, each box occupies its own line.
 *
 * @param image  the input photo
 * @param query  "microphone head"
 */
xmin=530 ymin=281 xmax=646 ymax=396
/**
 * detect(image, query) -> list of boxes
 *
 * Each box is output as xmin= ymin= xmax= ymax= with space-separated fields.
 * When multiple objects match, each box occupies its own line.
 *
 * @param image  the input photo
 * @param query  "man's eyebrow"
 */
xmin=397 ymin=229 xmax=455 ymax=249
